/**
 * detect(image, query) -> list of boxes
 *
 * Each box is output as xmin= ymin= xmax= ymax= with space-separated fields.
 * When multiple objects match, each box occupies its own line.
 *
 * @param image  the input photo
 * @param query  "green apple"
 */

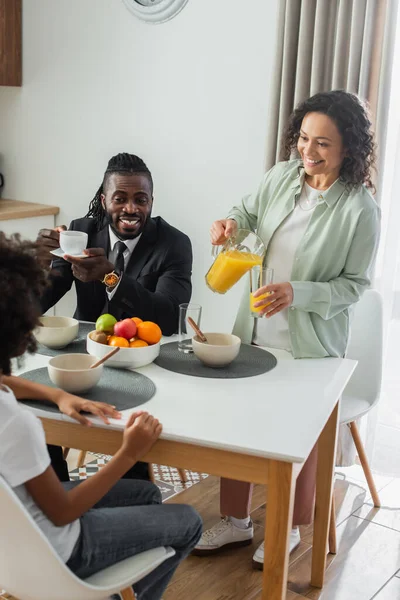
xmin=95 ymin=313 xmax=117 ymax=334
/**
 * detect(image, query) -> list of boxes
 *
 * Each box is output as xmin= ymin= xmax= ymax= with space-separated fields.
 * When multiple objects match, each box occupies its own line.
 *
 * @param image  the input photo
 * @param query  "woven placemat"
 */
xmin=154 ymin=341 xmax=277 ymax=379
xmin=19 ymin=366 xmax=156 ymax=412
xmin=35 ymin=322 xmax=94 ymax=357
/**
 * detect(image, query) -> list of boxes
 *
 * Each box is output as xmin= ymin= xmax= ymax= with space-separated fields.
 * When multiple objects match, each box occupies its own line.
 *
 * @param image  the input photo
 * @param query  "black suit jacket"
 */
xmin=41 ymin=216 xmax=193 ymax=336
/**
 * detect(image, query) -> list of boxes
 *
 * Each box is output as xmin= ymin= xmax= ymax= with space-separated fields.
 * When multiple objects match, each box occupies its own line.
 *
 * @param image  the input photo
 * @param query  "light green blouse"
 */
xmin=227 ymin=160 xmax=381 ymax=358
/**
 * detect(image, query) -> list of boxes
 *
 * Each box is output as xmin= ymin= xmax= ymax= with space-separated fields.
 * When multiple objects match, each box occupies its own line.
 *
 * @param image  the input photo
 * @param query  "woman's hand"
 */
xmin=55 ymin=392 xmax=121 ymax=426
xmin=253 ymin=282 xmax=294 ymax=318
xmin=210 ymin=219 xmax=237 ymax=245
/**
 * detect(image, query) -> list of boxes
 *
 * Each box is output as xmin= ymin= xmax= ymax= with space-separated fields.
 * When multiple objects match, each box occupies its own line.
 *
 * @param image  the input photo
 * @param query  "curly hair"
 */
xmin=0 ymin=233 xmax=49 ymax=376
xmin=86 ymin=153 xmax=153 ymax=230
xmin=282 ymin=90 xmax=376 ymax=191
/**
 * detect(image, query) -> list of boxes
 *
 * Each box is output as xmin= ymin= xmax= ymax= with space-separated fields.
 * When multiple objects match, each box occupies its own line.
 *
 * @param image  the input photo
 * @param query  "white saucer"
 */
xmin=50 ymin=248 xmax=88 ymax=259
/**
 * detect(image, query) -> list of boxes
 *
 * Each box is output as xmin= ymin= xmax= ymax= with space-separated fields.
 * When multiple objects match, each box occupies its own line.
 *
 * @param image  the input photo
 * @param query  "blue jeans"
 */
xmin=65 ymin=479 xmax=202 ymax=600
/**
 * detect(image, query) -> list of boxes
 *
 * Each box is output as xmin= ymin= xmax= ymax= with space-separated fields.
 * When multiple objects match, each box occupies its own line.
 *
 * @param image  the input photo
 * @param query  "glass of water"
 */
xmin=178 ymin=303 xmax=202 ymax=353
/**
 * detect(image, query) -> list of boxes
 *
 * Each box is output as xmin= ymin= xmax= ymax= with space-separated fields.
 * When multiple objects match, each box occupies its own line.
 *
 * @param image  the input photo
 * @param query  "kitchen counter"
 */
xmin=0 ymin=199 xmax=59 ymax=221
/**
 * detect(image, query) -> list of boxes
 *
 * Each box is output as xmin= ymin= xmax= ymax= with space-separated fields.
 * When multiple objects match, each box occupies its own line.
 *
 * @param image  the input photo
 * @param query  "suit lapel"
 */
xmin=90 ymin=223 xmax=110 ymax=255
xmin=89 ymin=224 xmax=110 ymax=313
xmin=126 ymin=218 xmax=157 ymax=279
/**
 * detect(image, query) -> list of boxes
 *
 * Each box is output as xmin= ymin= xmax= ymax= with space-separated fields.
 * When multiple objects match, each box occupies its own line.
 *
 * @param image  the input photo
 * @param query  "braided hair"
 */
xmin=86 ymin=153 xmax=153 ymax=229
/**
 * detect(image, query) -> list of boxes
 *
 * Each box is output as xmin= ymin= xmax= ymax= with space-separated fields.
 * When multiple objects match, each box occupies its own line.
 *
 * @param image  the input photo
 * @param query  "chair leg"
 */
xmin=328 ymin=493 xmax=337 ymax=554
xmin=149 ymin=463 xmax=156 ymax=483
xmin=349 ymin=421 xmax=381 ymax=508
xmin=120 ymin=587 xmax=136 ymax=600
xmin=76 ymin=450 xmax=87 ymax=468
xmin=178 ymin=467 xmax=188 ymax=483
xmin=62 ymin=447 xmax=70 ymax=460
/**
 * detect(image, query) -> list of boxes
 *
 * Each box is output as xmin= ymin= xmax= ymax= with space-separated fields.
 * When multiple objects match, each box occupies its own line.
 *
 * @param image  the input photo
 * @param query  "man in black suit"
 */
xmin=37 ymin=152 xmax=193 ymax=482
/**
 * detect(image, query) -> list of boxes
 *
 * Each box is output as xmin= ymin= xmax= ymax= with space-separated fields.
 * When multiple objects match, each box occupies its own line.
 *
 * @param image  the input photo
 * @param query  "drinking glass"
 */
xmin=249 ymin=266 xmax=274 ymax=317
xmin=178 ymin=303 xmax=202 ymax=353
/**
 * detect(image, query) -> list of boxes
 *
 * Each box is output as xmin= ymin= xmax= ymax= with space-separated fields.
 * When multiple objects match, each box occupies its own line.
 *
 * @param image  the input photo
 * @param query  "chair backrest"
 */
xmin=0 ymin=475 xmax=101 ymax=600
xmin=343 ymin=289 xmax=383 ymax=409
xmin=0 ymin=475 xmax=175 ymax=600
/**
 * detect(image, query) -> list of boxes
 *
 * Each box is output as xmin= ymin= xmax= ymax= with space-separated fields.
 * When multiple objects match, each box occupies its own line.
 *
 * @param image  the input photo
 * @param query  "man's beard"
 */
xmin=103 ymin=211 xmax=150 ymax=240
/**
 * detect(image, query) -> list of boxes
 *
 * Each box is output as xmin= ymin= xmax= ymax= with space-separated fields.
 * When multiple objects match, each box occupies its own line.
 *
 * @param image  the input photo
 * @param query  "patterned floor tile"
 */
xmin=69 ymin=455 xmax=208 ymax=502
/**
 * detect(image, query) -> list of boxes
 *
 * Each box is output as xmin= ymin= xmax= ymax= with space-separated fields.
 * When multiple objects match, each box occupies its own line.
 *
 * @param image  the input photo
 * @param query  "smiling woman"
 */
xmin=199 ymin=89 xmax=381 ymax=568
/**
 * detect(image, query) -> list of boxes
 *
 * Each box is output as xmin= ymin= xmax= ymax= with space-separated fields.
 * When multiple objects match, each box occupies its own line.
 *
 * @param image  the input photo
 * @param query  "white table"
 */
xmin=16 ymin=341 xmax=357 ymax=599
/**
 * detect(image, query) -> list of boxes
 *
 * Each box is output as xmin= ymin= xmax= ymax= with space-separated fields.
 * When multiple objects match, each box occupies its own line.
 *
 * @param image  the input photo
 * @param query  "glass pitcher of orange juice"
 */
xmin=205 ymin=229 xmax=266 ymax=294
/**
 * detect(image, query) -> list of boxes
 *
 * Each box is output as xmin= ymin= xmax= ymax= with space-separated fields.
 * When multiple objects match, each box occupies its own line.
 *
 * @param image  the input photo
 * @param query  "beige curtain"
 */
xmin=265 ymin=0 xmax=399 ymax=466
xmin=265 ymin=0 xmax=398 ymax=185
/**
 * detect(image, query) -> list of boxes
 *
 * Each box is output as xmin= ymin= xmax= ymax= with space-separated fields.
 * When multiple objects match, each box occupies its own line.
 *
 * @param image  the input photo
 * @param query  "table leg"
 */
xmin=311 ymin=401 xmax=339 ymax=587
xmin=262 ymin=459 xmax=296 ymax=600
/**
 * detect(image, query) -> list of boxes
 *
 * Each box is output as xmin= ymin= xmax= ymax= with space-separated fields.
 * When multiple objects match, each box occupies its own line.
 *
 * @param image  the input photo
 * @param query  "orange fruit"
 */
xmin=129 ymin=339 xmax=149 ymax=348
xmin=131 ymin=317 xmax=143 ymax=325
xmin=137 ymin=321 xmax=162 ymax=345
xmin=108 ymin=335 xmax=129 ymax=348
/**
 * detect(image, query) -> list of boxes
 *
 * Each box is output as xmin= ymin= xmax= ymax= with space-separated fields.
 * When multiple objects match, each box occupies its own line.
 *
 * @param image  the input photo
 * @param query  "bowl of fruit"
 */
xmin=87 ymin=313 xmax=162 ymax=369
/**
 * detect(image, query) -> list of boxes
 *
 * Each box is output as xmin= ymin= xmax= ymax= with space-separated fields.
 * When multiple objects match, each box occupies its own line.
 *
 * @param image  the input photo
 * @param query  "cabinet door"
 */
xmin=0 ymin=0 xmax=22 ymax=86
xmin=0 ymin=215 xmax=55 ymax=240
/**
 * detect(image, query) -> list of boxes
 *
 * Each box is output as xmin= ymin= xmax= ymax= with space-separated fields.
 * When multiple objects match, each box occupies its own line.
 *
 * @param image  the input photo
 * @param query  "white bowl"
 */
xmin=34 ymin=316 xmax=79 ymax=349
xmin=86 ymin=331 xmax=160 ymax=369
xmin=192 ymin=333 xmax=241 ymax=368
xmin=47 ymin=353 xmax=103 ymax=393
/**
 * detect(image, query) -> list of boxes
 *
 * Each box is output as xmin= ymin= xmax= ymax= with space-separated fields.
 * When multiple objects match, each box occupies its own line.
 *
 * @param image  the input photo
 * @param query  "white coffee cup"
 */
xmin=59 ymin=231 xmax=88 ymax=255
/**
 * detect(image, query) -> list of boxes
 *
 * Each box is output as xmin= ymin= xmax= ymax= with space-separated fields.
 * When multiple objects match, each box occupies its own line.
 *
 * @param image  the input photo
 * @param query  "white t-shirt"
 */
xmin=0 ymin=386 xmax=80 ymax=562
xmin=254 ymin=182 xmax=323 ymax=350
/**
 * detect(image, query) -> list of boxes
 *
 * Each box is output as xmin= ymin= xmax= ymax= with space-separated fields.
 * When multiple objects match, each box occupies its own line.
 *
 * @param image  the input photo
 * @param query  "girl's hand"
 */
xmin=210 ymin=219 xmax=237 ymax=245
xmin=56 ymin=392 xmax=121 ymax=426
xmin=121 ymin=411 xmax=162 ymax=462
xmin=253 ymin=282 xmax=294 ymax=318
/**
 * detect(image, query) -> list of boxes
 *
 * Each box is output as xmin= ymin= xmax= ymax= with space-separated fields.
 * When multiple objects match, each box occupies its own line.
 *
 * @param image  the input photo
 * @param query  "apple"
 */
xmin=95 ymin=313 xmax=117 ymax=334
xmin=113 ymin=318 xmax=137 ymax=340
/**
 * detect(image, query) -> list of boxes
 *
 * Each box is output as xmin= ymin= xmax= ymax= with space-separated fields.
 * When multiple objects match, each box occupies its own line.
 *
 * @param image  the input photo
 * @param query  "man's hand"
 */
xmin=121 ymin=411 xmax=162 ymax=462
xmin=210 ymin=219 xmax=238 ymax=245
xmin=55 ymin=391 xmax=121 ymax=426
xmin=36 ymin=226 xmax=67 ymax=268
xmin=64 ymin=248 xmax=115 ymax=283
xmin=253 ymin=282 xmax=294 ymax=318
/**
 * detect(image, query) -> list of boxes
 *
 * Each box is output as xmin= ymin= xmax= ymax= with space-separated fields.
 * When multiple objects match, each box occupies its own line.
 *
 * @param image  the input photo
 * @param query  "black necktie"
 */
xmin=114 ymin=241 xmax=126 ymax=274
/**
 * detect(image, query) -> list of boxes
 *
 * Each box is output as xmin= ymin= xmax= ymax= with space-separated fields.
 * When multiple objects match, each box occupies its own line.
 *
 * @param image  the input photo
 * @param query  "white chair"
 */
xmin=0 ymin=476 xmax=175 ymax=600
xmin=329 ymin=289 xmax=383 ymax=553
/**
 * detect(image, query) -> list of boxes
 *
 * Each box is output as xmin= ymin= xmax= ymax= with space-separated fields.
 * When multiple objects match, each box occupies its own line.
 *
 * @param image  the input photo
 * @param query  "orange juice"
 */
xmin=250 ymin=291 xmax=271 ymax=314
xmin=206 ymin=250 xmax=263 ymax=294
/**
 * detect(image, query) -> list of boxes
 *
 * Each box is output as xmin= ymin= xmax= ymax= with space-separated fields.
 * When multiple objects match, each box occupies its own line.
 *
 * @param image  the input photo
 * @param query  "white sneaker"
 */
xmin=252 ymin=527 xmax=301 ymax=570
xmin=192 ymin=517 xmax=254 ymax=556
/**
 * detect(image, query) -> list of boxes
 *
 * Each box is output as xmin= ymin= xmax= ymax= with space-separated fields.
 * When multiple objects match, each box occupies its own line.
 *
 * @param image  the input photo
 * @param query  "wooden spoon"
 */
xmin=187 ymin=317 xmax=208 ymax=343
xmin=90 ymin=346 xmax=120 ymax=368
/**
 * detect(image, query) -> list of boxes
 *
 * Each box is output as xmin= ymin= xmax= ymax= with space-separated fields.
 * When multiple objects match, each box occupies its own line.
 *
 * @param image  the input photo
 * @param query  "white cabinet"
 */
xmin=0 ymin=200 xmax=60 ymax=316
xmin=0 ymin=214 xmax=55 ymax=240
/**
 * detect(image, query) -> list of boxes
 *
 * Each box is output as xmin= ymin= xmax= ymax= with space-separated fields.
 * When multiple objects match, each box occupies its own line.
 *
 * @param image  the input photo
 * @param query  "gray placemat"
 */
xmin=19 ymin=366 xmax=156 ymax=412
xmin=154 ymin=341 xmax=277 ymax=378
xmin=35 ymin=322 xmax=94 ymax=356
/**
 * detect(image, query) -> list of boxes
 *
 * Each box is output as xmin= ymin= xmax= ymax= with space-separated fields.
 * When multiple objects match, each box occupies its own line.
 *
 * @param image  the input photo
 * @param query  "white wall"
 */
xmin=0 ymin=0 xmax=279 ymax=330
